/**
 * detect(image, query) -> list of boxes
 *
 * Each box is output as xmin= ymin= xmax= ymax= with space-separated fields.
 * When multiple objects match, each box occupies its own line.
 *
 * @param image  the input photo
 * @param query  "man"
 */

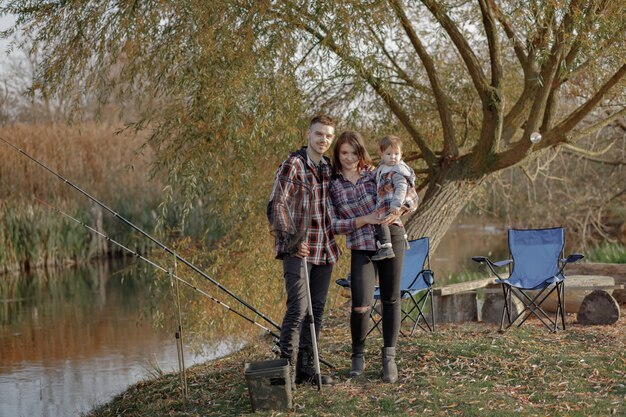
xmin=267 ymin=115 xmax=340 ymax=385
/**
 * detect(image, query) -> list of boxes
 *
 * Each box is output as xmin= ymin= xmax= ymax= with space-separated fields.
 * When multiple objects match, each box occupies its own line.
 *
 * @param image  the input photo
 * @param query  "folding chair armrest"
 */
xmin=421 ymin=269 xmax=435 ymax=286
xmin=472 ymin=256 xmax=511 ymax=279
xmin=471 ymin=256 xmax=489 ymax=263
xmin=335 ymin=273 xmax=352 ymax=288
xmin=472 ymin=256 xmax=512 ymax=268
xmin=561 ymin=253 xmax=584 ymax=264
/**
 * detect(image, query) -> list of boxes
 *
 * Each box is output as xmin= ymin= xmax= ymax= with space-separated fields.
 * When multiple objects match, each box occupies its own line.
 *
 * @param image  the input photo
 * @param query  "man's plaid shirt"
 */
xmin=268 ymin=147 xmax=340 ymax=265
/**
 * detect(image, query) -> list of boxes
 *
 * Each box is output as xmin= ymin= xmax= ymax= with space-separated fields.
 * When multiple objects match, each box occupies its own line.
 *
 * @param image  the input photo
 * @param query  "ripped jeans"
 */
xmin=350 ymin=224 xmax=406 ymax=349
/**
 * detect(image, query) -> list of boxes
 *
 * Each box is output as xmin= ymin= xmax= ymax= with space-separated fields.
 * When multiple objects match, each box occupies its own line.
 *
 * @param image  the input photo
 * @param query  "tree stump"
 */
xmin=577 ymin=290 xmax=620 ymax=325
xmin=432 ymin=293 xmax=477 ymax=323
xmin=481 ymin=289 xmax=524 ymax=324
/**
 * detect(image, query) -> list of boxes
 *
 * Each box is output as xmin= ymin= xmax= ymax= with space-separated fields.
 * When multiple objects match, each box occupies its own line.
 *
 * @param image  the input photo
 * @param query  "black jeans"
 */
xmin=375 ymin=223 xmax=392 ymax=246
xmin=350 ymin=224 xmax=406 ymax=349
xmin=279 ymin=255 xmax=333 ymax=357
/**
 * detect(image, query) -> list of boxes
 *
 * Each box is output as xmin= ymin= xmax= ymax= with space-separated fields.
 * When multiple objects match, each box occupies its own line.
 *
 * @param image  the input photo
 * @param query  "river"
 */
xmin=0 ymin=216 xmax=508 ymax=417
xmin=0 ymin=260 xmax=237 ymax=417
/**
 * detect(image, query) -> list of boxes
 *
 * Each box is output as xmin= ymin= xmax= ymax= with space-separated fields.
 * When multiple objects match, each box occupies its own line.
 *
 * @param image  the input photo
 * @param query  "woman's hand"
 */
xmin=382 ymin=210 xmax=401 ymax=225
xmin=355 ymin=211 xmax=382 ymax=228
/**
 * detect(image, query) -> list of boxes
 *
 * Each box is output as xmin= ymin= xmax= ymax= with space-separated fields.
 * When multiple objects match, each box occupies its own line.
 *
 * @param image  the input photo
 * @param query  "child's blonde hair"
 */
xmin=379 ymin=135 xmax=403 ymax=152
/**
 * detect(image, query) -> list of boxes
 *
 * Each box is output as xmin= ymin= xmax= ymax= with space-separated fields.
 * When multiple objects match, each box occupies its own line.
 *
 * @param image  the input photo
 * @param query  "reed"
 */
xmin=0 ymin=122 xmax=162 ymax=272
xmin=585 ymin=242 xmax=626 ymax=263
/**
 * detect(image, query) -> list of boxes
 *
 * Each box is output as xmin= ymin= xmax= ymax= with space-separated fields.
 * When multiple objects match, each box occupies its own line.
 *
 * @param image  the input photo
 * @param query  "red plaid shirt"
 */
xmin=269 ymin=148 xmax=340 ymax=265
xmin=330 ymin=169 xmax=405 ymax=251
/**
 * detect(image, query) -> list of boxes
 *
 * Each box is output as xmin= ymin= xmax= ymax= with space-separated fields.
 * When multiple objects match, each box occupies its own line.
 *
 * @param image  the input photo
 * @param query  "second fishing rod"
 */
xmin=0 ymin=137 xmax=281 ymax=333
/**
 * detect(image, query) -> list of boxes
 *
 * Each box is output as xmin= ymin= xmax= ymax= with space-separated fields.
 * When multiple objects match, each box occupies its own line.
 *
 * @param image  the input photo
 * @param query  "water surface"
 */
xmin=0 ymin=260 xmax=234 ymax=417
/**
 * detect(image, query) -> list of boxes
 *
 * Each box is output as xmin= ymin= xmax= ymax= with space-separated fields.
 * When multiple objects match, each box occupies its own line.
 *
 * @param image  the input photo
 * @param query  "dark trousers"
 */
xmin=375 ymin=223 xmax=392 ymax=245
xmin=350 ymin=224 xmax=406 ymax=349
xmin=279 ymin=255 xmax=333 ymax=357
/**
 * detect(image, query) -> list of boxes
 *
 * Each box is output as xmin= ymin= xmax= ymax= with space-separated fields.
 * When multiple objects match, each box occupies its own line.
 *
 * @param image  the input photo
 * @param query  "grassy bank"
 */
xmin=85 ymin=310 xmax=625 ymax=416
xmin=0 ymin=122 xmax=161 ymax=272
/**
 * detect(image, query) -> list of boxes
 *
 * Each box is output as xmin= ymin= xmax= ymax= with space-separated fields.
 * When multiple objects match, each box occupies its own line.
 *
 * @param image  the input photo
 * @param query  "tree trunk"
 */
xmin=404 ymin=177 xmax=483 ymax=253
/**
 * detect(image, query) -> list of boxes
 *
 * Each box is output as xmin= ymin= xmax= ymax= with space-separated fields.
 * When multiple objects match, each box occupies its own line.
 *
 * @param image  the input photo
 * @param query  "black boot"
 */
xmin=295 ymin=346 xmax=333 ymax=385
xmin=349 ymin=345 xmax=365 ymax=377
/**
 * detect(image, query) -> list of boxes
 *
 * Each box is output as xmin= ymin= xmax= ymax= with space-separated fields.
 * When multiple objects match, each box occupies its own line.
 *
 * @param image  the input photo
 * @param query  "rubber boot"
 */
xmin=295 ymin=346 xmax=333 ymax=385
xmin=349 ymin=345 xmax=365 ymax=377
xmin=382 ymin=347 xmax=398 ymax=383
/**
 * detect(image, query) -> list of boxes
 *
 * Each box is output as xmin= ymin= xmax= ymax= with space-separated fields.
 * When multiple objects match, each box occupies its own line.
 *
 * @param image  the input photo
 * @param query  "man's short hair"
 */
xmin=310 ymin=115 xmax=335 ymax=128
xmin=380 ymin=135 xmax=403 ymax=152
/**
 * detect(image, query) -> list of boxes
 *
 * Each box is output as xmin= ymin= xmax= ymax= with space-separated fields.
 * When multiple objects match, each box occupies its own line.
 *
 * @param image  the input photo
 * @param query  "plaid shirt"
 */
xmin=377 ymin=162 xmax=419 ymax=215
xmin=330 ymin=169 xmax=405 ymax=251
xmin=268 ymin=147 xmax=340 ymax=265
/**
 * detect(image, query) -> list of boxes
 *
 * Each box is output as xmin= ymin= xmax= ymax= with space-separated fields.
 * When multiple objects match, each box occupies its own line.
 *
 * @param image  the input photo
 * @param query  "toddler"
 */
xmin=372 ymin=135 xmax=416 ymax=261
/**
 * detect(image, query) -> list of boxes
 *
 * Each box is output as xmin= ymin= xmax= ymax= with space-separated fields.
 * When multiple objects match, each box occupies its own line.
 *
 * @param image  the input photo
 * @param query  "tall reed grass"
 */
xmin=585 ymin=242 xmax=626 ymax=263
xmin=0 ymin=122 xmax=162 ymax=272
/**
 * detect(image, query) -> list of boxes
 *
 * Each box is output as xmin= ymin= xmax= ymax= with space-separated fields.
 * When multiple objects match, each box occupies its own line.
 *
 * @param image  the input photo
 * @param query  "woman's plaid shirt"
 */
xmin=330 ymin=169 xmax=405 ymax=252
xmin=269 ymin=148 xmax=340 ymax=265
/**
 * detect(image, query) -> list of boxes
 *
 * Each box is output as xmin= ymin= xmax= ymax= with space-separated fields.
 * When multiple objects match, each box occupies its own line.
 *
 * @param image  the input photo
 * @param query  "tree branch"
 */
xmin=274 ymin=7 xmax=439 ymax=167
xmin=569 ymin=107 xmax=626 ymax=142
xmin=562 ymin=140 xmax=616 ymax=157
xmin=487 ymin=0 xmax=528 ymax=72
xmin=420 ymin=0 xmax=491 ymax=104
xmin=562 ymin=149 xmax=626 ymax=166
xmin=391 ymin=0 xmax=457 ymax=157
xmin=552 ymin=64 xmax=626 ymax=136
xmin=478 ymin=0 xmax=502 ymax=89
xmin=363 ymin=19 xmax=432 ymax=97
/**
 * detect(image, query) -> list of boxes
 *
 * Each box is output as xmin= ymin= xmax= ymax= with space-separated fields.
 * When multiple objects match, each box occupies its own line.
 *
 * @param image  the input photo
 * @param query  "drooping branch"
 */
xmin=562 ymin=140 xmax=616 ymax=157
xmin=487 ymin=0 xmax=528 ymax=72
xmin=273 ymin=6 xmax=439 ymax=167
xmin=569 ymin=107 xmax=626 ymax=142
xmin=552 ymin=64 xmax=626 ymax=137
xmin=363 ymin=20 xmax=433 ymax=97
xmin=420 ymin=0 xmax=491 ymax=104
xmin=562 ymin=149 xmax=626 ymax=166
xmin=390 ymin=0 xmax=457 ymax=158
xmin=478 ymin=0 xmax=502 ymax=89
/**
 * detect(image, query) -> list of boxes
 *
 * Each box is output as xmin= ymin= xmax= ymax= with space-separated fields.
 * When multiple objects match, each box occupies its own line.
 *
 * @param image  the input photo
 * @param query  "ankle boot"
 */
xmin=382 ymin=347 xmax=398 ymax=383
xmin=295 ymin=346 xmax=334 ymax=385
xmin=349 ymin=346 xmax=365 ymax=377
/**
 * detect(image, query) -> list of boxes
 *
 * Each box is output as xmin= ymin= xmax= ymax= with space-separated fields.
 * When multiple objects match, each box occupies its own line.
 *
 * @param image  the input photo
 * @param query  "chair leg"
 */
xmin=556 ymin=282 xmax=566 ymax=331
xmin=367 ymin=300 xmax=382 ymax=337
xmin=430 ymin=290 xmax=435 ymax=332
xmin=560 ymin=282 xmax=566 ymax=330
xmin=500 ymin=285 xmax=510 ymax=332
xmin=514 ymin=286 xmax=560 ymax=333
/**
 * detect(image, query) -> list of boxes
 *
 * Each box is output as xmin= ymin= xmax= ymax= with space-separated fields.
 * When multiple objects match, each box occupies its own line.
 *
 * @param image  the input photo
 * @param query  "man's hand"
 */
xmin=295 ymin=241 xmax=310 ymax=258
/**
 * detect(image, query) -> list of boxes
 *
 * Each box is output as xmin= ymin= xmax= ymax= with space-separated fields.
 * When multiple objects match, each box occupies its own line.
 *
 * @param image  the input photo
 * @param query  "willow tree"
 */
xmin=1 ymin=0 xmax=624 ymax=250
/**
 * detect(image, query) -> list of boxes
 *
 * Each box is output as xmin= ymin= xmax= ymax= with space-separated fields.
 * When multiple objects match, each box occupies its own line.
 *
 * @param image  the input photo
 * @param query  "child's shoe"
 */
xmin=371 ymin=243 xmax=395 ymax=261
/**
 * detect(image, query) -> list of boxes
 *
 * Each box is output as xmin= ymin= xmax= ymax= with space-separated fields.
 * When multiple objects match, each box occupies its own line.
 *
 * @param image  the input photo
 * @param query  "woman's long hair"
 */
xmin=331 ymin=130 xmax=373 ymax=176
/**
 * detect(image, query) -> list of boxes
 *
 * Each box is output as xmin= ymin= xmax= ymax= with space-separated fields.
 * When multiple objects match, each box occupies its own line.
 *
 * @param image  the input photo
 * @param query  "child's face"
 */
xmin=381 ymin=146 xmax=402 ymax=166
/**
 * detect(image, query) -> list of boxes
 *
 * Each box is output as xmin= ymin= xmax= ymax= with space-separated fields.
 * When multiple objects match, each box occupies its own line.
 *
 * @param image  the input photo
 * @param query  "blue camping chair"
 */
xmin=335 ymin=237 xmax=435 ymax=335
xmin=472 ymin=227 xmax=583 ymax=333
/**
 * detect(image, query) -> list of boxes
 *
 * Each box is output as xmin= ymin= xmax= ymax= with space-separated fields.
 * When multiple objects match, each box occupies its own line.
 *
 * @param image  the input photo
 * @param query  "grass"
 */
xmin=84 ymin=308 xmax=625 ymax=417
xmin=585 ymin=242 xmax=626 ymax=264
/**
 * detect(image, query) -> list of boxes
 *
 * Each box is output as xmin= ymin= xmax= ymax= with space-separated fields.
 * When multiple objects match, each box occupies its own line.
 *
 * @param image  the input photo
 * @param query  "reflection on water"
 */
xmin=430 ymin=216 xmax=509 ymax=282
xmin=0 ymin=260 xmax=235 ymax=417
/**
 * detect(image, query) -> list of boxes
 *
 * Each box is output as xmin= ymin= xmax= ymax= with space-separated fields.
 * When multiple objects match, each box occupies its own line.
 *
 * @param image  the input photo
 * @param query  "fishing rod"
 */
xmin=0 ymin=136 xmax=281 ymax=332
xmin=37 ymin=198 xmax=281 ymax=340
xmin=40 ymin=199 xmax=335 ymax=369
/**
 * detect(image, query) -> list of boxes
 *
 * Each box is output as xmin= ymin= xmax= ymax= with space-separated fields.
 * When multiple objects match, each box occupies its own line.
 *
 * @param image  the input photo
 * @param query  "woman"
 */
xmin=329 ymin=130 xmax=414 ymax=383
